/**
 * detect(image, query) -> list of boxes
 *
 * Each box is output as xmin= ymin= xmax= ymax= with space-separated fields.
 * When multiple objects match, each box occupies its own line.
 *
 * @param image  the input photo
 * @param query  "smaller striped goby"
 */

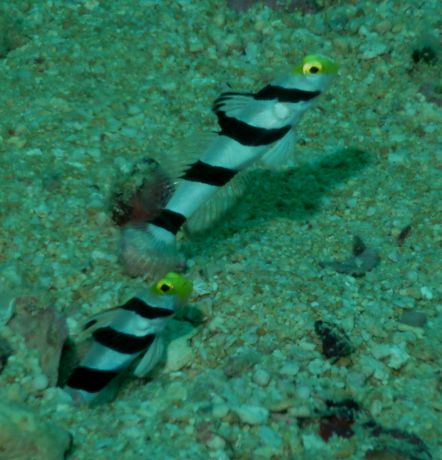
xmin=121 ymin=55 xmax=339 ymax=276
xmin=64 ymin=273 xmax=192 ymax=405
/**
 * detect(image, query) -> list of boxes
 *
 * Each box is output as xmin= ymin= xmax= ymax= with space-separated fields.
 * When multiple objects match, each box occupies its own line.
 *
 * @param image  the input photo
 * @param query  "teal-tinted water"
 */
xmin=0 ymin=1 xmax=440 ymax=459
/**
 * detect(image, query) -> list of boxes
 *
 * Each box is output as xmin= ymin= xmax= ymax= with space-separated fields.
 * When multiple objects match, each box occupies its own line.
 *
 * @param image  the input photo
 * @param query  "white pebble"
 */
xmin=212 ymin=403 xmax=229 ymax=419
xmin=420 ymin=286 xmax=433 ymax=300
xmin=302 ymin=433 xmax=326 ymax=450
xmin=280 ymin=363 xmax=300 ymax=377
xmin=33 ymin=373 xmax=49 ymax=391
xmin=207 ymin=435 xmax=226 ymax=450
xmin=235 ymin=404 xmax=269 ymax=425
xmin=372 ymin=344 xmax=410 ymax=369
xmin=308 ymin=358 xmax=327 ymax=375
xmin=164 ymin=337 xmax=193 ymax=371
xmin=253 ymin=368 xmax=270 ymax=387
xmin=25 ymin=148 xmax=43 ymax=157
xmin=295 ymin=385 xmax=311 ymax=401
xmin=360 ymin=41 xmax=388 ymax=59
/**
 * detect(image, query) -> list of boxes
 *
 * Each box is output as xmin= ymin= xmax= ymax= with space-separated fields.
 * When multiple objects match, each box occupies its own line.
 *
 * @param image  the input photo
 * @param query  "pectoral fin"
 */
xmin=184 ymin=171 xmax=249 ymax=234
xmin=133 ymin=335 xmax=165 ymax=378
xmin=259 ymin=130 xmax=295 ymax=169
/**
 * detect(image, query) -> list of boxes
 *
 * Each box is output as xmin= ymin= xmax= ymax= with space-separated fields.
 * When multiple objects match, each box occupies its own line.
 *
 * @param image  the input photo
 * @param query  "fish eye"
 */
xmin=303 ymin=61 xmax=322 ymax=75
xmin=157 ymin=281 xmax=173 ymax=293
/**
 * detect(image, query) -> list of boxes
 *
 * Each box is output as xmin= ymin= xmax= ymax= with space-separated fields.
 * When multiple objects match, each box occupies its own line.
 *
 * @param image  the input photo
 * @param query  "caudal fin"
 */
xmin=119 ymin=223 xmax=184 ymax=278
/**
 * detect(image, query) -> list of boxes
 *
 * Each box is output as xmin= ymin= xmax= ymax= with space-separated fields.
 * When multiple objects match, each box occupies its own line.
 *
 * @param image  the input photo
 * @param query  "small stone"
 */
xmin=33 ymin=373 xmax=49 ymax=391
xmin=212 ymin=403 xmax=229 ymax=419
xmin=207 ymin=434 xmax=226 ymax=450
xmin=302 ymin=433 xmax=326 ymax=450
xmin=320 ymin=236 xmax=380 ymax=277
xmin=398 ymin=311 xmax=427 ymax=328
xmin=164 ymin=381 xmax=187 ymax=403
xmin=314 ymin=320 xmax=353 ymax=361
xmin=420 ymin=286 xmax=433 ymax=300
xmin=280 ymin=363 xmax=300 ymax=376
xmin=164 ymin=335 xmax=194 ymax=372
xmin=335 ymin=442 xmax=356 ymax=458
xmin=374 ymin=20 xmax=392 ymax=34
xmin=360 ymin=41 xmax=388 ymax=59
xmin=308 ymin=358 xmax=328 ymax=375
xmin=188 ymin=38 xmax=203 ymax=53
xmin=333 ymin=37 xmax=351 ymax=53
xmin=223 ymin=350 xmax=259 ymax=378
xmin=267 ymin=398 xmax=294 ymax=413
xmin=252 ymin=368 xmax=270 ymax=387
xmin=371 ymin=344 xmax=410 ymax=370
xmin=235 ymin=404 xmax=269 ymax=425
xmin=213 ymin=13 xmax=225 ymax=27
xmin=0 ymin=401 xmax=72 ymax=460
xmin=258 ymin=425 xmax=283 ymax=447
xmin=295 ymin=385 xmax=311 ymax=401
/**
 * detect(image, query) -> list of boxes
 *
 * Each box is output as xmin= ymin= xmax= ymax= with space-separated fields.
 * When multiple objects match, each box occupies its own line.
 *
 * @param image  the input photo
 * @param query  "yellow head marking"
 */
xmin=153 ymin=272 xmax=193 ymax=304
xmin=293 ymin=55 xmax=339 ymax=76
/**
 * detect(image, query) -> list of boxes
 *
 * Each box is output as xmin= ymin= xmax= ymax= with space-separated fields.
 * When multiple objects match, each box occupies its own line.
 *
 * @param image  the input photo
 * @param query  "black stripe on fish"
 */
xmin=121 ymin=297 xmax=174 ymax=319
xmin=216 ymin=110 xmax=291 ymax=146
xmin=254 ymin=85 xmax=320 ymax=103
xmin=182 ymin=160 xmax=237 ymax=186
xmin=93 ymin=327 xmax=156 ymax=354
xmin=150 ymin=209 xmax=186 ymax=235
xmin=66 ymin=366 xmax=119 ymax=393
xmin=83 ymin=319 xmax=98 ymax=330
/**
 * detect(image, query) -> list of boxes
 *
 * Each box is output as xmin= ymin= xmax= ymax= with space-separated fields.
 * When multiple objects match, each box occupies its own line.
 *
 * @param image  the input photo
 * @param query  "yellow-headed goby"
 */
xmin=64 ymin=273 xmax=192 ymax=405
xmin=121 ymin=55 xmax=339 ymax=276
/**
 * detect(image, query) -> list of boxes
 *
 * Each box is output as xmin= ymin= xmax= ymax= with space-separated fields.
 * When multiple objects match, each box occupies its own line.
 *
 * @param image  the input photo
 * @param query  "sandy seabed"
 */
xmin=0 ymin=1 xmax=440 ymax=459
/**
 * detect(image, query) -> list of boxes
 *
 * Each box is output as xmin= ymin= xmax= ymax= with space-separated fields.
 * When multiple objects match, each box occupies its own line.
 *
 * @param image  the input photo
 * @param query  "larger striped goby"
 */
xmin=64 ymin=272 xmax=192 ymax=405
xmin=120 ymin=55 xmax=339 ymax=276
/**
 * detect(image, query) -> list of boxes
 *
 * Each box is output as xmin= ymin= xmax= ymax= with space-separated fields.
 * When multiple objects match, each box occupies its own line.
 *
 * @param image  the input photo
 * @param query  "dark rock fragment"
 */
xmin=398 ymin=311 xmax=427 ymax=328
xmin=226 ymin=0 xmax=319 ymax=14
xmin=412 ymin=46 xmax=437 ymax=65
xmin=314 ymin=320 xmax=353 ymax=362
xmin=397 ymin=224 xmax=412 ymax=246
xmin=319 ymin=235 xmax=380 ymax=277
xmin=306 ymin=397 xmax=433 ymax=459
xmin=223 ymin=350 xmax=260 ymax=378
xmin=363 ymin=421 xmax=433 ymax=460
xmin=418 ymin=83 xmax=442 ymax=107
xmin=0 ymin=13 xmax=28 ymax=59
xmin=0 ymin=336 xmax=12 ymax=375
xmin=319 ymin=399 xmax=360 ymax=442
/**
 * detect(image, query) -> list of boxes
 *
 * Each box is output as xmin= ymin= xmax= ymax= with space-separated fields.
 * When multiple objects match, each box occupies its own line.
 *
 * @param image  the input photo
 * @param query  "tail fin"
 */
xmin=119 ymin=223 xmax=184 ymax=278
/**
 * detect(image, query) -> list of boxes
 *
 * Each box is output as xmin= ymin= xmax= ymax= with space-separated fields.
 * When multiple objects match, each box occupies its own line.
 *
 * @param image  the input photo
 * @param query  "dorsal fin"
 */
xmin=212 ymin=91 xmax=255 ymax=118
xmin=78 ymin=307 xmax=120 ymax=339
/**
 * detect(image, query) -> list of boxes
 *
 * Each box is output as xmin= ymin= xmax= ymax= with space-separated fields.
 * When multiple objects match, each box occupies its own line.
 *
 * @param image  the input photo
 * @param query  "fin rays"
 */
xmin=185 ymin=171 xmax=249 ymax=234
